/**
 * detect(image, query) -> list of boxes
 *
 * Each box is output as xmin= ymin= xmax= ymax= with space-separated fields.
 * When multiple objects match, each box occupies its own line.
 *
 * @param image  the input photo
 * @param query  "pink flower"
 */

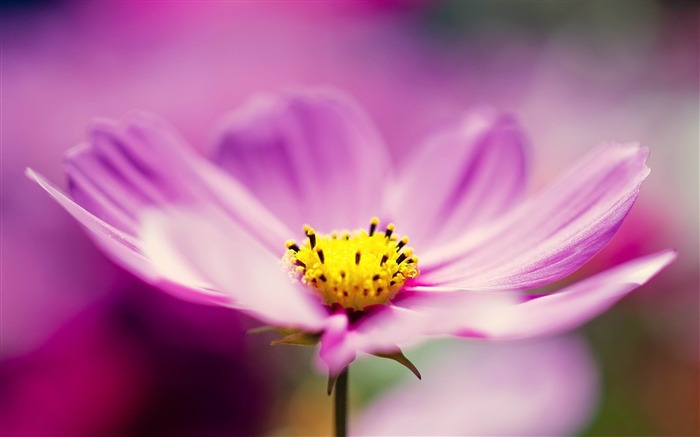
xmin=28 ymin=89 xmax=675 ymax=375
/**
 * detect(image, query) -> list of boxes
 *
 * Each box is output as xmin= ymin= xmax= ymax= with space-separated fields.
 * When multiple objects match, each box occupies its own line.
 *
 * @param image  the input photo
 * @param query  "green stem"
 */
xmin=334 ymin=367 xmax=349 ymax=437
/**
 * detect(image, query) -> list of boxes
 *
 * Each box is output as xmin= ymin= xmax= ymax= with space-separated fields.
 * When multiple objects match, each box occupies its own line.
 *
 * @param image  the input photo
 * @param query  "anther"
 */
xmin=396 ymin=253 xmax=407 ymax=264
xmin=316 ymin=248 xmax=325 ymax=264
xmin=396 ymin=236 xmax=408 ymax=251
xmin=355 ymin=251 xmax=361 ymax=265
xmin=285 ymin=240 xmax=300 ymax=252
xmin=319 ymin=274 xmax=327 ymax=282
xmin=380 ymin=254 xmax=388 ymax=265
xmin=306 ymin=228 xmax=316 ymax=249
xmin=372 ymin=274 xmax=380 ymax=281
xmin=295 ymin=260 xmax=307 ymax=268
xmin=384 ymin=223 xmax=395 ymax=239
xmin=369 ymin=217 xmax=379 ymax=236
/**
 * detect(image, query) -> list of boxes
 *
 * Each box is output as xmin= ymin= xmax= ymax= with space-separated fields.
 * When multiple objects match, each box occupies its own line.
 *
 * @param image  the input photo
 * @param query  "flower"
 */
xmin=353 ymin=335 xmax=599 ymax=436
xmin=28 ymin=88 xmax=675 ymax=375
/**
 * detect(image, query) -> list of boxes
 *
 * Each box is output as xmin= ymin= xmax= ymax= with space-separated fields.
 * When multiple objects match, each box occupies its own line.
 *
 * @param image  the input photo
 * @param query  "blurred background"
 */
xmin=2 ymin=1 xmax=698 ymax=436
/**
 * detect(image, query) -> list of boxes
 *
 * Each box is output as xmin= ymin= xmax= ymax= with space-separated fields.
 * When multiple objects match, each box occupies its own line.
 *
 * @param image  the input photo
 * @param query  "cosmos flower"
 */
xmin=27 ymin=89 xmax=675 ymax=375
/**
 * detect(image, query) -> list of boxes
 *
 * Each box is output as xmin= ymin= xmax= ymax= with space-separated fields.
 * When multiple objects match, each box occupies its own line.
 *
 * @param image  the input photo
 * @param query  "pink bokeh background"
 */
xmin=2 ymin=1 xmax=697 ymax=435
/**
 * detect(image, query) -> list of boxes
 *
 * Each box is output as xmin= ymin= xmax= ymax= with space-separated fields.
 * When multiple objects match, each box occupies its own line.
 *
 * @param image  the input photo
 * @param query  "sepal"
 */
xmin=247 ymin=326 xmax=321 ymax=347
xmin=373 ymin=348 xmax=421 ymax=380
xmin=326 ymin=367 xmax=349 ymax=395
xmin=246 ymin=326 xmax=297 ymax=336
xmin=269 ymin=331 xmax=321 ymax=347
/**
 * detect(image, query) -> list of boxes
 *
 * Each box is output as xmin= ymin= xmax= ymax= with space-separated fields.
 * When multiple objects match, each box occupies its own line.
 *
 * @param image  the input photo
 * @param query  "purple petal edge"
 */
xmin=26 ymin=168 xmax=231 ymax=307
xmin=459 ymin=249 xmax=677 ymax=340
xmin=418 ymin=142 xmax=651 ymax=291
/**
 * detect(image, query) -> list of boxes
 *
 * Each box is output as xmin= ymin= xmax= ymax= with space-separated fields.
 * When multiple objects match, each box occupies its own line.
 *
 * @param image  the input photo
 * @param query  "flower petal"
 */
xmin=65 ymin=111 xmax=290 ymax=253
xmin=385 ymin=110 xmax=528 ymax=251
xmin=317 ymin=313 xmax=353 ymax=376
xmin=26 ymin=169 xmax=229 ymax=306
xmin=354 ymin=336 xmax=599 ymax=436
xmin=139 ymin=207 xmax=328 ymax=331
xmin=465 ymin=249 xmax=677 ymax=340
xmin=322 ymin=250 xmax=673 ymax=365
xmin=419 ymin=142 xmax=651 ymax=290
xmin=318 ymin=291 xmax=519 ymax=370
xmin=211 ymin=89 xmax=391 ymax=233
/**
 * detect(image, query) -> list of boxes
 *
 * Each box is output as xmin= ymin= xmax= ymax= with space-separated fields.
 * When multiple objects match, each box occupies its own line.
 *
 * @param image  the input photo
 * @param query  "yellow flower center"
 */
xmin=284 ymin=218 xmax=419 ymax=311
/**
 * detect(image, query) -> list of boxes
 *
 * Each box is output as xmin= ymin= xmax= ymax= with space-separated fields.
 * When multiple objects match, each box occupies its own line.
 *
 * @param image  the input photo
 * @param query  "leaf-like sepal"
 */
xmin=373 ymin=348 xmax=422 ymax=380
xmin=327 ymin=372 xmax=339 ymax=396
xmin=246 ymin=326 xmax=298 ymax=336
xmin=269 ymin=331 xmax=321 ymax=347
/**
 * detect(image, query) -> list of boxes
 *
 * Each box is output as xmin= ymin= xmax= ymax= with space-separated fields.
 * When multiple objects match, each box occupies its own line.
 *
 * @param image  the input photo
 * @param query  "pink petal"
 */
xmin=140 ymin=207 xmax=329 ymax=331
xmin=386 ymin=110 xmax=528 ymax=251
xmin=211 ymin=89 xmax=391 ymax=234
xmin=319 ymin=291 xmax=519 ymax=370
xmin=322 ymin=250 xmax=673 ymax=365
xmin=466 ymin=249 xmax=677 ymax=340
xmin=354 ymin=336 xmax=599 ymax=436
xmin=419 ymin=142 xmax=651 ymax=290
xmin=317 ymin=313 xmax=353 ymax=375
xmin=26 ymin=169 xmax=230 ymax=306
xmin=64 ymin=111 xmax=290 ymax=253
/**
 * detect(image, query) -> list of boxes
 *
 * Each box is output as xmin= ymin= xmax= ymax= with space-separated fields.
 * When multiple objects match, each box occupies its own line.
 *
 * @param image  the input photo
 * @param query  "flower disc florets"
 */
xmin=285 ymin=218 xmax=419 ymax=311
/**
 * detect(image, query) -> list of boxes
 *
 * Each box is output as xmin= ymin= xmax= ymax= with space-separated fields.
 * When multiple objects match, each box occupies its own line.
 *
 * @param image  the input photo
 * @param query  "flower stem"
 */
xmin=334 ymin=367 xmax=349 ymax=437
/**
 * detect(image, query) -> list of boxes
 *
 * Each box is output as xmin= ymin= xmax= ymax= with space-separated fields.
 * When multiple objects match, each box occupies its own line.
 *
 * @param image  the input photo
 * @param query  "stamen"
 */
xmin=285 ymin=220 xmax=419 ymax=311
xmin=396 ymin=253 xmax=407 ymax=265
xmin=306 ymin=228 xmax=316 ymax=249
xmin=285 ymin=240 xmax=300 ymax=253
xmin=397 ymin=249 xmax=414 ymax=265
xmin=384 ymin=223 xmax=395 ymax=239
xmin=396 ymin=236 xmax=408 ymax=252
xmin=369 ymin=217 xmax=379 ymax=236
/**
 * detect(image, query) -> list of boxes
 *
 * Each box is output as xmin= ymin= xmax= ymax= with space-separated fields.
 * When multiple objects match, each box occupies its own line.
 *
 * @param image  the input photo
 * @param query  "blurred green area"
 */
xmin=418 ymin=0 xmax=683 ymax=43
